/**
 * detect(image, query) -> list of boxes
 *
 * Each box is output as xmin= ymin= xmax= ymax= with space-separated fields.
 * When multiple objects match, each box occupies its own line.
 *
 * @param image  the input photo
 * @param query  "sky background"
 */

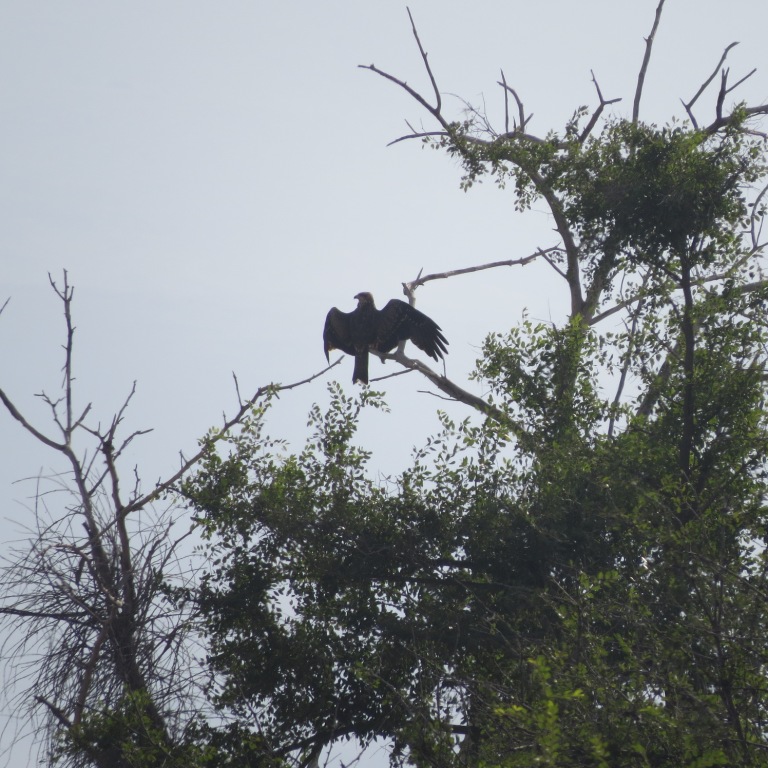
xmin=1 ymin=1 xmax=767 ymax=765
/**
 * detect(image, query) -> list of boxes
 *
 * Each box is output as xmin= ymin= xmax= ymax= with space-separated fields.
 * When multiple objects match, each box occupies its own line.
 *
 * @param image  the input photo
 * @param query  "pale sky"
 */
xmin=1 ymin=1 xmax=766 ymax=764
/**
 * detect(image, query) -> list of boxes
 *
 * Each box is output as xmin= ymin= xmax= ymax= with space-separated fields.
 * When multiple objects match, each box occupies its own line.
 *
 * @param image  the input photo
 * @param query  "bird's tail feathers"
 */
xmin=352 ymin=353 xmax=369 ymax=385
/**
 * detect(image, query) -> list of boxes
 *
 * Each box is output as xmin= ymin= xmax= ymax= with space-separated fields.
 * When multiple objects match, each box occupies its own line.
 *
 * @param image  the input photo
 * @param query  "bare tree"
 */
xmin=0 ymin=272 xmax=334 ymax=767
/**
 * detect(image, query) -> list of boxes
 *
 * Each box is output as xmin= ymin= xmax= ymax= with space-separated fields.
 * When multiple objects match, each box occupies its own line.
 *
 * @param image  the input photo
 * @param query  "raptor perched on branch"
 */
xmin=323 ymin=292 xmax=448 ymax=384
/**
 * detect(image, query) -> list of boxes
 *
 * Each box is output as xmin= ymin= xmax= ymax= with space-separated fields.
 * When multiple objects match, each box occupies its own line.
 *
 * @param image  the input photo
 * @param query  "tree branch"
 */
xmin=384 ymin=349 xmax=527 ymax=441
xmin=497 ymin=72 xmax=530 ymax=133
xmin=407 ymin=7 xmax=440 ymax=116
xmin=0 ymin=387 xmax=66 ymax=451
xmin=121 ymin=360 xmax=341 ymax=515
xmin=703 ymin=103 xmax=768 ymax=136
xmin=633 ymin=0 xmax=666 ymax=124
xmin=580 ymin=71 xmax=621 ymax=142
xmin=683 ymin=42 xmax=739 ymax=128
xmin=401 ymin=248 xmax=562 ymax=295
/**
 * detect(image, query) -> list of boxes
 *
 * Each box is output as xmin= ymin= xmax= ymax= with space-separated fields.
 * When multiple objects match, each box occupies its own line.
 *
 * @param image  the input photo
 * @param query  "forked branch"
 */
xmin=683 ymin=41 xmax=739 ymax=127
xmin=580 ymin=71 xmax=622 ymax=142
xmin=359 ymin=8 xmax=449 ymax=136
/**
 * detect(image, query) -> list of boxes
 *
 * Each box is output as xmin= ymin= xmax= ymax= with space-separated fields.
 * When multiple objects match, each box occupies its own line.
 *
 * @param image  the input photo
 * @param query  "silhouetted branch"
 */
xmin=704 ymin=104 xmax=768 ymax=135
xmin=633 ymin=0 xmax=666 ymax=123
xmin=0 ymin=273 xmax=337 ymax=765
xmin=123 ymin=360 xmax=340 ymax=515
xmin=389 ymin=349 xmax=523 ymax=436
xmin=407 ymin=7 xmax=440 ymax=115
xmin=401 ymin=247 xmax=562 ymax=297
xmin=580 ymin=71 xmax=621 ymax=142
xmin=683 ymin=42 xmax=739 ymax=127
xmin=497 ymin=71 xmax=529 ymax=133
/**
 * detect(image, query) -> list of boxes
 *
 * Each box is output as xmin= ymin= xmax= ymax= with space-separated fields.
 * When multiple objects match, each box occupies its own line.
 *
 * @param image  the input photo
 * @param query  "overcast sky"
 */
xmin=1 ymin=1 xmax=767 ymax=764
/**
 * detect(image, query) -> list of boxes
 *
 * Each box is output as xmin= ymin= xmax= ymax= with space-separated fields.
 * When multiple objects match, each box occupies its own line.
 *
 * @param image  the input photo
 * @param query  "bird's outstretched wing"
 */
xmin=323 ymin=307 xmax=356 ymax=361
xmin=374 ymin=299 xmax=449 ymax=360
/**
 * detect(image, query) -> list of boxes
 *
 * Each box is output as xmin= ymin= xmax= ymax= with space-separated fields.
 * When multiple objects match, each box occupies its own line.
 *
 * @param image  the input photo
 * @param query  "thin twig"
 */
xmin=121 ymin=360 xmax=341 ymax=515
xmin=387 ymin=349 xmax=525 ymax=438
xmin=387 ymin=130 xmax=449 ymax=147
xmin=0 ymin=388 xmax=66 ymax=451
xmin=725 ymin=67 xmax=756 ymax=95
xmin=232 ymin=371 xmax=243 ymax=408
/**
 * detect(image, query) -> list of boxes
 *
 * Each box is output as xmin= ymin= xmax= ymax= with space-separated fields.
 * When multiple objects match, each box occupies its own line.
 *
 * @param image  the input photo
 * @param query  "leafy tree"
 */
xmin=182 ymin=4 xmax=768 ymax=767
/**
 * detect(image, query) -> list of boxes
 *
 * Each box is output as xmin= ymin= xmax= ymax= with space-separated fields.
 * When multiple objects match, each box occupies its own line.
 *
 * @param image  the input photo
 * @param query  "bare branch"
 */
xmin=633 ymin=0 xmax=666 ymax=124
xmin=386 ymin=349 xmax=524 ymax=437
xmin=500 ymin=70 xmax=510 ymax=133
xmin=369 ymin=366 xmax=414 ymax=384
xmin=359 ymin=10 xmax=448 ymax=136
xmin=590 ymin=260 xmax=767 ymax=327
xmin=47 ymin=271 xmax=77 ymax=442
xmin=360 ymin=61 xmax=449 ymax=130
xmin=34 ymin=695 xmax=71 ymax=728
xmin=497 ymin=73 xmax=528 ymax=132
xmin=232 ymin=371 xmax=244 ymax=408
xmin=0 ymin=388 xmax=66 ymax=452
xmin=407 ymin=7 xmax=440 ymax=115
xmin=579 ymin=71 xmax=621 ymax=142
xmin=725 ymin=67 xmax=757 ymax=96
xmin=717 ymin=68 xmax=729 ymax=121
xmin=539 ymin=248 xmax=568 ymax=280
xmin=121 ymin=359 xmax=342 ymax=515
xmin=402 ymin=248 xmax=561 ymax=296
xmin=683 ymin=41 xmax=739 ymax=127
xmin=608 ymin=275 xmax=650 ymax=437
xmin=387 ymin=130 xmax=449 ymax=147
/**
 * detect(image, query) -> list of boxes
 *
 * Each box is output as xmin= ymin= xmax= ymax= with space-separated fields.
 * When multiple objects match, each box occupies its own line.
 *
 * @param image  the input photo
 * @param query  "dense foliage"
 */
xmin=182 ymin=109 xmax=768 ymax=767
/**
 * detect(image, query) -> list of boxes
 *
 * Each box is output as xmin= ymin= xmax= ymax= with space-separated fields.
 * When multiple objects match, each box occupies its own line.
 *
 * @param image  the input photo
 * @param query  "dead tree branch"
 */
xmin=498 ymin=71 xmax=530 ymax=133
xmin=683 ymin=41 xmax=739 ymax=127
xmin=122 ymin=361 xmax=339 ymax=515
xmin=633 ymin=0 xmax=666 ymax=123
xmin=401 ymin=248 xmax=563 ymax=298
xmin=359 ymin=8 xmax=449 ymax=136
xmin=580 ymin=72 xmax=622 ymax=142
xmin=0 ymin=274 xmax=340 ymax=766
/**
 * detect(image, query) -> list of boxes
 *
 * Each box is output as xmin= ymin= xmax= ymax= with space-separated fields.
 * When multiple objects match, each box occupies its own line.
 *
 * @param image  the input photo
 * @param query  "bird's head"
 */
xmin=354 ymin=292 xmax=375 ymax=307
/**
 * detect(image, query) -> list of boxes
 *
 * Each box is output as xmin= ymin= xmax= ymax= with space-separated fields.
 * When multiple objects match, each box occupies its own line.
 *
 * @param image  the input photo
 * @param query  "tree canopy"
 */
xmin=179 ymin=6 xmax=768 ymax=767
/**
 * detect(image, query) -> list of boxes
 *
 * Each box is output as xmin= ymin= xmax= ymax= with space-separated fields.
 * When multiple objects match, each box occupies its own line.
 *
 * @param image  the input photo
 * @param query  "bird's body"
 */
xmin=323 ymin=292 xmax=448 ymax=384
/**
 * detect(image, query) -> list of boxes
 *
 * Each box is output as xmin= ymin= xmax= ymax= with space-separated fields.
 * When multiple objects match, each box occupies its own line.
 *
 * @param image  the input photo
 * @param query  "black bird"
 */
xmin=323 ymin=292 xmax=448 ymax=384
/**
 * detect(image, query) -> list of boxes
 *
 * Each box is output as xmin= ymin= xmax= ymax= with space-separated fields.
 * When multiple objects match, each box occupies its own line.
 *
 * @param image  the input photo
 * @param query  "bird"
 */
xmin=323 ymin=292 xmax=448 ymax=384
